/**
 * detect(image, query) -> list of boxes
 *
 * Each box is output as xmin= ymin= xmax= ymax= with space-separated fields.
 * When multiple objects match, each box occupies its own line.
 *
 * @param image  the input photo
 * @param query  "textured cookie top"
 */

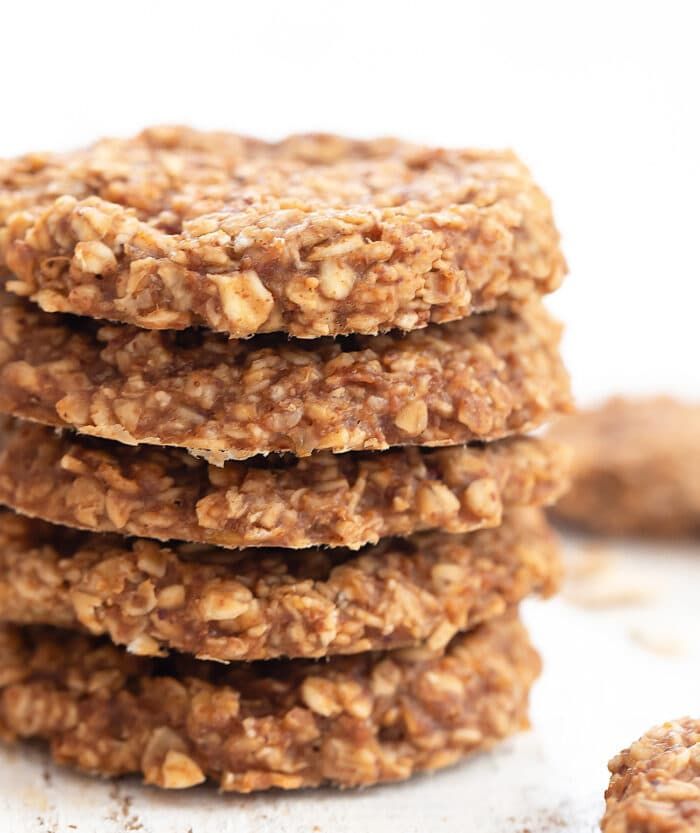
xmin=0 ymin=289 xmax=571 ymax=462
xmin=0 ymin=507 xmax=559 ymax=661
xmin=603 ymin=718 xmax=700 ymax=833
xmin=0 ymin=417 xmax=570 ymax=549
xmin=0 ymin=611 xmax=539 ymax=791
xmin=550 ymin=397 xmax=700 ymax=536
xmin=0 ymin=126 xmax=565 ymax=337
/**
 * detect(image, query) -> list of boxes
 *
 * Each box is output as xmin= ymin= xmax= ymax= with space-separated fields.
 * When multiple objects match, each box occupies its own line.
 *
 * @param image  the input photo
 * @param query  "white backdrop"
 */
xmin=2 ymin=0 xmax=699 ymax=403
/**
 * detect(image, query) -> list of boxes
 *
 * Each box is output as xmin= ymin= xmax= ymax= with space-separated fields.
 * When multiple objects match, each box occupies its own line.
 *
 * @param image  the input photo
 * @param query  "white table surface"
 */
xmin=2 ymin=532 xmax=699 ymax=833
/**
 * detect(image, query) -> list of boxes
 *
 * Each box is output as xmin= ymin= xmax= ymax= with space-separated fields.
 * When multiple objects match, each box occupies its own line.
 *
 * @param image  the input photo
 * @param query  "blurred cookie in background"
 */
xmin=550 ymin=397 xmax=700 ymax=537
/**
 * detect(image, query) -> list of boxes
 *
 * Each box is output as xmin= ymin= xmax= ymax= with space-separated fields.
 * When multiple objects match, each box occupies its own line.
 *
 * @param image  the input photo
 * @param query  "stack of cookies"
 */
xmin=0 ymin=128 xmax=570 ymax=792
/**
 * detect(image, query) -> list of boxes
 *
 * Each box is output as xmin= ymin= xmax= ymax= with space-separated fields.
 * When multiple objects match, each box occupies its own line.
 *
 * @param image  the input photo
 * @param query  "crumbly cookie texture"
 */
xmin=0 ymin=417 xmax=570 ymax=550
xmin=602 ymin=718 xmax=700 ymax=833
xmin=0 ymin=126 xmax=566 ymax=338
xmin=0 ymin=611 xmax=539 ymax=791
xmin=0 ymin=507 xmax=559 ymax=661
xmin=0 ymin=289 xmax=570 ymax=463
xmin=550 ymin=397 xmax=700 ymax=537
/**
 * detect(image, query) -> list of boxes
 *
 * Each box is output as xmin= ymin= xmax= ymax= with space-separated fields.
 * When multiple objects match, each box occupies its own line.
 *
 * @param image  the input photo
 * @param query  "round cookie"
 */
xmin=0 ymin=611 xmax=540 ymax=792
xmin=0 ymin=417 xmax=570 ymax=550
xmin=0 ymin=507 xmax=559 ymax=661
xmin=551 ymin=397 xmax=700 ymax=537
xmin=0 ymin=126 xmax=565 ymax=338
xmin=0 ymin=289 xmax=571 ymax=463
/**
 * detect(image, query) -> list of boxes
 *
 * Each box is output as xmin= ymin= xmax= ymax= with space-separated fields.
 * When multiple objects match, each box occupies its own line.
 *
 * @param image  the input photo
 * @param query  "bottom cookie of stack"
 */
xmin=0 ymin=611 xmax=538 ymax=792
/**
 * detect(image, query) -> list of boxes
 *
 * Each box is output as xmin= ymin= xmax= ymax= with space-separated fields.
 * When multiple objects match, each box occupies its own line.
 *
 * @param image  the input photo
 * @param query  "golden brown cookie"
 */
xmin=0 ymin=417 xmax=570 ymax=550
xmin=0 ymin=126 xmax=565 ymax=338
xmin=0 ymin=611 xmax=539 ymax=791
xmin=550 ymin=397 xmax=700 ymax=536
xmin=602 ymin=718 xmax=700 ymax=833
xmin=0 ymin=289 xmax=571 ymax=463
xmin=0 ymin=507 xmax=559 ymax=661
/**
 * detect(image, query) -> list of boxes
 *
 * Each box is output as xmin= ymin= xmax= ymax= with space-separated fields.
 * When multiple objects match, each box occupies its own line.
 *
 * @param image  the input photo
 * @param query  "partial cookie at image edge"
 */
xmin=602 ymin=717 xmax=700 ymax=833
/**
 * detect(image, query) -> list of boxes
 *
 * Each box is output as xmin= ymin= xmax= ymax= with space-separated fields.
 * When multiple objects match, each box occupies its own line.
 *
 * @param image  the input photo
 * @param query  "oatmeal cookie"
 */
xmin=551 ymin=397 xmax=700 ymax=536
xmin=0 ymin=507 xmax=559 ymax=661
xmin=0 ymin=126 xmax=565 ymax=338
xmin=0 ymin=289 xmax=571 ymax=463
xmin=0 ymin=417 xmax=570 ymax=549
xmin=602 ymin=718 xmax=700 ymax=832
xmin=0 ymin=611 xmax=539 ymax=791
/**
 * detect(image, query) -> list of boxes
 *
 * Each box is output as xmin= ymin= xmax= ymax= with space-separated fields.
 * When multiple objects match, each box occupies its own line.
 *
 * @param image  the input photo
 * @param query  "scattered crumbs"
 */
xmin=20 ymin=785 xmax=50 ymax=813
xmin=35 ymin=816 xmax=58 ymax=833
xmin=511 ymin=811 xmax=568 ymax=832
xmin=565 ymin=581 xmax=655 ymax=610
xmin=107 ymin=783 xmax=143 ymax=832
xmin=628 ymin=626 xmax=686 ymax=657
xmin=564 ymin=543 xmax=656 ymax=609
xmin=565 ymin=542 xmax=614 ymax=580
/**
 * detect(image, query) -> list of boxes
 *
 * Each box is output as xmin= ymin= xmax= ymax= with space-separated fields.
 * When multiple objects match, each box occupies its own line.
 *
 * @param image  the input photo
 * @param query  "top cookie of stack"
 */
xmin=0 ymin=128 xmax=571 ymax=792
xmin=0 ymin=125 xmax=565 ymax=338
